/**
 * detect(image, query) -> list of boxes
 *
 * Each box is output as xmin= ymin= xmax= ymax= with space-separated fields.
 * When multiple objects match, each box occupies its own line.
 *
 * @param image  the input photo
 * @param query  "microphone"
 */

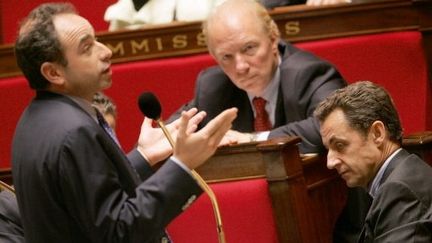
xmin=138 ymin=92 xmax=174 ymax=146
xmin=138 ymin=92 xmax=226 ymax=243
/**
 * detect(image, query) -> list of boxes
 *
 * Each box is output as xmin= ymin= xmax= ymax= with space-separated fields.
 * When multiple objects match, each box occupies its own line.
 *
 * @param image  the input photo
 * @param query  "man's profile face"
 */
xmin=320 ymin=109 xmax=382 ymax=188
xmin=207 ymin=12 xmax=279 ymax=97
xmin=53 ymin=13 xmax=113 ymax=101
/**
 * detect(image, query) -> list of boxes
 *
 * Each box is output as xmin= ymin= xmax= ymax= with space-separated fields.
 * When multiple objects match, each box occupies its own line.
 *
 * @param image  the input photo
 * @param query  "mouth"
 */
xmin=102 ymin=66 xmax=112 ymax=75
xmin=339 ymin=170 xmax=350 ymax=179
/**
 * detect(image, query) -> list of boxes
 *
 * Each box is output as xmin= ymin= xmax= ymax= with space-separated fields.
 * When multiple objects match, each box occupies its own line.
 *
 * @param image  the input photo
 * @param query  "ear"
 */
xmin=369 ymin=121 xmax=386 ymax=145
xmin=40 ymin=62 xmax=65 ymax=86
xmin=270 ymin=34 xmax=279 ymax=53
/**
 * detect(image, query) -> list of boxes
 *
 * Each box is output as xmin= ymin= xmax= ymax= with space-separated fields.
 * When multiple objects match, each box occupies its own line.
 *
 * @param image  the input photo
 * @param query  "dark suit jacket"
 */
xmin=261 ymin=0 xmax=306 ymax=9
xmin=0 ymin=190 xmax=24 ymax=243
xmin=359 ymin=149 xmax=432 ymax=243
xmin=12 ymin=91 xmax=202 ymax=243
xmin=170 ymin=41 xmax=346 ymax=153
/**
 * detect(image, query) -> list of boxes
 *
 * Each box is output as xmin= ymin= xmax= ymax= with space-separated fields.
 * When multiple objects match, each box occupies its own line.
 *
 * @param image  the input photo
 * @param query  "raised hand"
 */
xmin=137 ymin=108 xmax=206 ymax=165
xmin=174 ymin=107 xmax=238 ymax=169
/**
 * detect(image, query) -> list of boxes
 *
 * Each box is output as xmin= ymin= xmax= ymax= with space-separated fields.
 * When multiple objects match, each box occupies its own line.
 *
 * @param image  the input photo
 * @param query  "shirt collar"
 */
xmin=368 ymin=148 xmax=402 ymax=198
xmin=247 ymin=56 xmax=281 ymax=106
xmin=66 ymin=95 xmax=98 ymax=123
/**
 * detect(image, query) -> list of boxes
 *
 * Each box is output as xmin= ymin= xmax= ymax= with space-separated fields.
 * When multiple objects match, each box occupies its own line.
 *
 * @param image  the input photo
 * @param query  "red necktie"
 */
xmin=253 ymin=97 xmax=272 ymax=131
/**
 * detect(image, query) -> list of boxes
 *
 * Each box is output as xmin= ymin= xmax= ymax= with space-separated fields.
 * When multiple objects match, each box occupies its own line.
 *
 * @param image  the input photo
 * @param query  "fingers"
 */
xmin=306 ymin=0 xmax=320 ymax=6
xmin=199 ymin=108 xmax=238 ymax=145
xmin=187 ymin=111 xmax=206 ymax=134
xmin=185 ymin=107 xmax=199 ymax=115
xmin=190 ymin=110 xmax=206 ymax=125
xmin=177 ymin=110 xmax=193 ymax=141
xmin=141 ymin=116 xmax=154 ymax=130
xmin=218 ymin=133 xmax=239 ymax=147
xmin=170 ymin=107 xmax=198 ymax=128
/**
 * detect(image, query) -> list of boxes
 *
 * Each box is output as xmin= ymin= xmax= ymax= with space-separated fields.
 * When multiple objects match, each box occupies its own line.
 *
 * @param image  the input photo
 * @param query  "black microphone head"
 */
xmin=138 ymin=92 xmax=162 ymax=120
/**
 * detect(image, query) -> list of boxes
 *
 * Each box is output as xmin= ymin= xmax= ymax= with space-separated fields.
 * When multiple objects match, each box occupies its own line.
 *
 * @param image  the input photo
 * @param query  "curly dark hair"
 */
xmin=14 ymin=3 xmax=76 ymax=90
xmin=92 ymin=92 xmax=117 ymax=118
xmin=314 ymin=81 xmax=403 ymax=144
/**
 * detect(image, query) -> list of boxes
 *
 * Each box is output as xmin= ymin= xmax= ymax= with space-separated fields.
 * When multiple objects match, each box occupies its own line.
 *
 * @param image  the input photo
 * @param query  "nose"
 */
xmin=235 ymin=54 xmax=249 ymax=74
xmin=326 ymin=150 xmax=340 ymax=170
xmin=97 ymin=41 xmax=112 ymax=62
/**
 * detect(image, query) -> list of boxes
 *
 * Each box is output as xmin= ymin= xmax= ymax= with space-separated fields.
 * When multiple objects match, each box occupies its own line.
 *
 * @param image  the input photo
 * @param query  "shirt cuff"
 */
xmin=170 ymin=156 xmax=193 ymax=177
xmin=255 ymin=131 xmax=270 ymax=141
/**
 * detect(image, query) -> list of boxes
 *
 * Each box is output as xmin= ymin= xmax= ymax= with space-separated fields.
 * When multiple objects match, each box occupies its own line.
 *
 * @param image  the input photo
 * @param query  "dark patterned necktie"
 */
xmin=95 ymin=109 xmax=121 ymax=148
xmin=253 ymin=97 xmax=272 ymax=132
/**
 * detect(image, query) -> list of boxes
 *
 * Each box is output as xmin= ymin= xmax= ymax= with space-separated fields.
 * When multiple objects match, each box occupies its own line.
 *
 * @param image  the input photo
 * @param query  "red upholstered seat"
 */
xmin=0 ymin=76 xmax=33 ymax=168
xmin=296 ymin=31 xmax=432 ymax=134
xmin=167 ymin=179 xmax=278 ymax=243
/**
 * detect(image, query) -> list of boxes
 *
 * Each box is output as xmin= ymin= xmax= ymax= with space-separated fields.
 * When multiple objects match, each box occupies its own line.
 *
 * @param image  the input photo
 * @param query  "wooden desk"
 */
xmin=0 ymin=0 xmax=431 ymax=79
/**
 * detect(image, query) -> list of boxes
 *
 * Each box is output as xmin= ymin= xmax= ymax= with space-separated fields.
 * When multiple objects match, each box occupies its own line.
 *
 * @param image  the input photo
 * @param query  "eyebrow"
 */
xmin=328 ymin=136 xmax=342 ymax=147
xmin=77 ymin=34 xmax=93 ymax=49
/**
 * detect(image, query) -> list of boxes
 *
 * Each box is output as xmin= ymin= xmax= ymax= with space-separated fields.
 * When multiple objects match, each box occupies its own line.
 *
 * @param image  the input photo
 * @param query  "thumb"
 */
xmin=141 ymin=116 xmax=154 ymax=130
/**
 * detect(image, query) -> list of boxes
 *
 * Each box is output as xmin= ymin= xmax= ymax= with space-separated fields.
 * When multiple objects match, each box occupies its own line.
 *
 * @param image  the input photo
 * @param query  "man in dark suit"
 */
xmin=169 ymin=0 xmax=346 ymax=154
xmin=315 ymin=81 xmax=432 ymax=242
xmin=12 ymin=3 xmax=237 ymax=243
xmin=0 ymin=188 xmax=24 ymax=243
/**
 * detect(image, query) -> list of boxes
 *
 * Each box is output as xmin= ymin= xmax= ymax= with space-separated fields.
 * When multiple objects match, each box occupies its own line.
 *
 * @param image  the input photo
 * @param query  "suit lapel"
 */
xmin=274 ymin=85 xmax=286 ymax=128
xmin=231 ymin=91 xmax=254 ymax=132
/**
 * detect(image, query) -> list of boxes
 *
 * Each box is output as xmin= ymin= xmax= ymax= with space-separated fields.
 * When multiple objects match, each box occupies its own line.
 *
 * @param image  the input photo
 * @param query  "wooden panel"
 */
xmin=403 ymin=131 xmax=432 ymax=166
xmin=0 ymin=0 xmax=431 ymax=79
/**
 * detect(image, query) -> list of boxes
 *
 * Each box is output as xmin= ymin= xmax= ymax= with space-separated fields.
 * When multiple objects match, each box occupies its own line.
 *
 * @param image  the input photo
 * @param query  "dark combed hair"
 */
xmin=92 ymin=92 xmax=117 ymax=118
xmin=314 ymin=81 xmax=403 ymax=144
xmin=14 ymin=3 xmax=76 ymax=90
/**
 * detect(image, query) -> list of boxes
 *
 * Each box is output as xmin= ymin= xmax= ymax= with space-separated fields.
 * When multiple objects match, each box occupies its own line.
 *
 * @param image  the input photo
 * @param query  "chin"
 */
xmin=345 ymin=179 xmax=358 ymax=188
xmin=101 ymin=80 xmax=112 ymax=89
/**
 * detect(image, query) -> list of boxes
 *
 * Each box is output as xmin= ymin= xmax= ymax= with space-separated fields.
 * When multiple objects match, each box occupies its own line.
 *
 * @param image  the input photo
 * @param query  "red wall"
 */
xmin=0 ymin=1 xmax=3 ymax=43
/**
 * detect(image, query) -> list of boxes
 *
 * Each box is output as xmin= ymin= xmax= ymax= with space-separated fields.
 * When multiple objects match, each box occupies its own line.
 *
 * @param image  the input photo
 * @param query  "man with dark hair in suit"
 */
xmin=12 ymin=2 xmax=237 ymax=242
xmin=170 ymin=0 xmax=346 ymax=154
xmin=92 ymin=91 xmax=118 ymax=130
xmin=0 ymin=186 xmax=24 ymax=243
xmin=315 ymin=81 xmax=432 ymax=242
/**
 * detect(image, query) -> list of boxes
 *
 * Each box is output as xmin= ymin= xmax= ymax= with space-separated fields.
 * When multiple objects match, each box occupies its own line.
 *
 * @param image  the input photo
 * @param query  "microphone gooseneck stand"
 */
xmin=156 ymin=120 xmax=226 ymax=243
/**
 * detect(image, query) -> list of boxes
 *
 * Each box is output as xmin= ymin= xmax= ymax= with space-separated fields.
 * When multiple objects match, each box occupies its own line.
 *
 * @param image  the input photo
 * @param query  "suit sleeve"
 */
xmin=0 ymin=190 xmax=24 ymax=241
xmin=127 ymin=148 xmax=154 ymax=180
xmin=365 ymin=181 xmax=432 ymax=243
xmin=58 ymin=126 xmax=202 ymax=243
xmin=269 ymin=56 xmax=346 ymax=153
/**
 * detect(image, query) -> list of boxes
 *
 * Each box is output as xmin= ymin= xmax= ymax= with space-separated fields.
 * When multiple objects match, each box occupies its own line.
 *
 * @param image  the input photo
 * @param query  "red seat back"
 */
xmin=167 ymin=179 xmax=279 ymax=243
xmin=297 ymin=31 xmax=432 ymax=134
